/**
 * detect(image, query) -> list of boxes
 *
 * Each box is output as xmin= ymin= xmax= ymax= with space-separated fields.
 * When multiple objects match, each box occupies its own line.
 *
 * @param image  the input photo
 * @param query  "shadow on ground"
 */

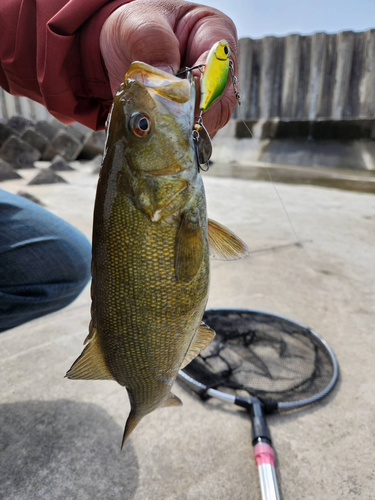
xmin=0 ymin=400 xmax=139 ymax=500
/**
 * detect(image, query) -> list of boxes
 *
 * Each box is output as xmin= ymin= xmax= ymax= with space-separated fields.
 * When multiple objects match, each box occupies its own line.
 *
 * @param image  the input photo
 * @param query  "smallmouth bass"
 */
xmin=66 ymin=62 xmax=248 ymax=447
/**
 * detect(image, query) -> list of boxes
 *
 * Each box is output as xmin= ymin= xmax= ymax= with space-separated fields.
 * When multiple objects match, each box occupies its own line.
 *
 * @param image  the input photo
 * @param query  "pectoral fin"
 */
xmin=175 ymin=214 xmax=204 ymax=283
xmin=65 ymin=326 xmax=114 ymax=380
xmin=208 ymin=219 xmax=249 ymax=260
xmin=180 ymin=322 xmax=216 ymax=369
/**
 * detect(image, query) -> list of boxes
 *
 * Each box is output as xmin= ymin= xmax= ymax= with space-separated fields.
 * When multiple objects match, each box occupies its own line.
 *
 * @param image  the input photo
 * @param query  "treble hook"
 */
xmin=176 ymin=64 xmax=206 ymax=77
xmin=229 ymin=60 xmax=241 ymax=105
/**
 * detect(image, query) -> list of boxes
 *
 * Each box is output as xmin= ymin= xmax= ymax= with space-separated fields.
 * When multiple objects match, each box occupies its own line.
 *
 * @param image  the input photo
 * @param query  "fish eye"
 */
xmin=130 ymin=113 xmax=151 ymax=137
xmin=224 ymin=46 xmax=229 ymax=55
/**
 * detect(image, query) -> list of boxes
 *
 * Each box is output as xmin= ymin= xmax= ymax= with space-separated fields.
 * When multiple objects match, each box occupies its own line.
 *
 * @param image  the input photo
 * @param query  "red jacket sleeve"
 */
xmin=0 ymin=0 xmax=132 ymax=130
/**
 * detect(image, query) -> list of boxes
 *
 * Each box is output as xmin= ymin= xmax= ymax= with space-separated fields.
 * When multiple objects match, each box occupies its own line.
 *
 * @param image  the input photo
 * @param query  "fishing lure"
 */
xmin=177 ymin=39 xmax=239 ymax=171
xmin=177 ymin=39 xmax=231 ymax=110
xmin=193 ymin=40 xmax=232 ymax=170
xmin=199 ymin=39 xmax=231 ymax=115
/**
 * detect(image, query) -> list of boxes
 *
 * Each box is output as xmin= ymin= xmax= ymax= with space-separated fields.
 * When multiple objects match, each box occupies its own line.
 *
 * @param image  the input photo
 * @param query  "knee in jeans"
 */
xmin=66 ymin=237 xmax=92 ymax=291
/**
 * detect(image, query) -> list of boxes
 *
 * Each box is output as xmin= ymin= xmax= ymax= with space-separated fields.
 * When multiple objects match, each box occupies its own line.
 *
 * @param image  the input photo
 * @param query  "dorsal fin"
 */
xmin=65 ymin=326 xmax=114 ymax=380
xmin=180 ymin=322 xmax=216 ymax=370
xmin=162 ymin=392 xmax=183 ymax=408
xmin=208 ymin=218 xmax=249 ymax=260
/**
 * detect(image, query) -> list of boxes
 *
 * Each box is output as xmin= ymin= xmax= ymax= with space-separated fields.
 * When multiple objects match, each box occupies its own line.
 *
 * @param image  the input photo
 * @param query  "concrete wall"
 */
xmin=238 ymin=29 xmax=375 ymax=121
xmin=0 ymin=90 xmax=51 ymax=121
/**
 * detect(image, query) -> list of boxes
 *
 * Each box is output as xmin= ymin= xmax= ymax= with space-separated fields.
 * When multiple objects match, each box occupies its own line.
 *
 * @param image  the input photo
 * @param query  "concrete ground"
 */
xmin=1 ymin=162 xmax=375 ymax=500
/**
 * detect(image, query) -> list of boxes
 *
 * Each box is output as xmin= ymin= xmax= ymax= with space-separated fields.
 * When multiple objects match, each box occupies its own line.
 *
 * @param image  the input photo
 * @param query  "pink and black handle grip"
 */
xmin=236 ymin=397 xmax=281 ymax=500
xmin=254 ymin=442 xmax=280 ymax=500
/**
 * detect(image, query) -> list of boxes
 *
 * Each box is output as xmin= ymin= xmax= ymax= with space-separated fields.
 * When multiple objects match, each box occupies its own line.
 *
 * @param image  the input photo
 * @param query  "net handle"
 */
xmin=178 ymin=371 xmax=281 ymax=500
xmin=178 ymin=370 xmax=236 ymax=403
xmin=254 ymin=442 xmax=281 ymax=500
xmin=251 ymin=399 xmax=281 ymax=500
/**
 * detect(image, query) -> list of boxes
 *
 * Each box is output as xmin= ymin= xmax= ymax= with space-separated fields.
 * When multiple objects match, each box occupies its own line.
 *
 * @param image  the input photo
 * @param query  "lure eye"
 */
xmin=130 ymin=113 xmax=151 ymax=137
xmin=224 ymin=46 xmax=229 ymax=55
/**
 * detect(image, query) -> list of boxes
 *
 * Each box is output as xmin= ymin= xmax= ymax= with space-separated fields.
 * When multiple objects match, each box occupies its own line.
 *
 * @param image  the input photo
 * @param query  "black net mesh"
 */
xmin=182 ymin=310 xmax=336 ymax=404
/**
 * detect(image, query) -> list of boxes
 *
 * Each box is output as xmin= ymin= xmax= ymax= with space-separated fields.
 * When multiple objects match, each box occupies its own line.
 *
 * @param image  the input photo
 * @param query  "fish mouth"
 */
xmin=126 ymin=62 xmax=191 ymax=104
xmin=125 ymin=153 xmax=191 ymax=178
xmin=143 ymin=162 xmax=187 ymax=177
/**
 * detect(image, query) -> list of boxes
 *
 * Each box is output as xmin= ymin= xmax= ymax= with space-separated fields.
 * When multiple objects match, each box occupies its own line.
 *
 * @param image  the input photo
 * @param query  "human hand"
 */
xmin=100 ymin=0 xmax=238 ymax=137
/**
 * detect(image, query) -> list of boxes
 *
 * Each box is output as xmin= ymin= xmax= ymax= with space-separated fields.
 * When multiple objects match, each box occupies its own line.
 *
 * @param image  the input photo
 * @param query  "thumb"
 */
xmin=100 ymin=3 xmax=181 ymax=94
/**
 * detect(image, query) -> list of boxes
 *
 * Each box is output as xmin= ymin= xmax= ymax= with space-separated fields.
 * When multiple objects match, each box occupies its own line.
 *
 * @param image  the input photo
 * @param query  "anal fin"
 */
xmin=65 ymin=327 xmax=114 ymax=380
xmin=180 ymin=322 xmax=216 ymax=370
xmin=162 ymin=392 xmax=183 ymax=408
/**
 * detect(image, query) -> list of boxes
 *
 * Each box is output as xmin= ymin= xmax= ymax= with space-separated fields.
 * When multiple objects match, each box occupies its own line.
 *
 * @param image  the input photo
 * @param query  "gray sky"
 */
xmin=189 ymin=0 xmax=375 ymax=38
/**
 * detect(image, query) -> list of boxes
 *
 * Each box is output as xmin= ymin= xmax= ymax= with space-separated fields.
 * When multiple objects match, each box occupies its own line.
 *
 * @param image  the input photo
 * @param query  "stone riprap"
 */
xmin=0 ymin=116 xmax=106 ymax=169
xmin=80 ymin=130 xmax=106 ymax=159
xmin=43 ymin=130 xmax=83 ymax=161
xmin=0 ymin=122 xmax=15 ymax=147
xmin=28 ymin=169 xmax=68 ymax=185
xmin=16 ymin=190 xmax=45 ymax=205
xmin=21 ymin=128 xmax=48 ymax=154
xmin=49 ymin=155 xmax=75 ymax=171
xmin=0 ymin=159 xmax=22 ymax=181
xmin=0 ymin=135 xmax=41 ymax=169
xmin=7 ymin=116 xmax=35 ymax=135
xmin=35 ymin=119 xmax=64 ymax=142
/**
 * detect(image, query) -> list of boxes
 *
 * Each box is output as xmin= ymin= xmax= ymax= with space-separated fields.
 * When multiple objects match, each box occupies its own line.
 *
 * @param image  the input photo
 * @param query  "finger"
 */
xmin=119 ymin=6 xmax=181 ymax=72
xmin=101 ymin=2 xmax=181 ymax=94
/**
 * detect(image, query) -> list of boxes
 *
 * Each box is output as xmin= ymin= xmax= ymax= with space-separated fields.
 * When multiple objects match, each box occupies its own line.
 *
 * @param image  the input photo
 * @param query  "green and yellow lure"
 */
xmin=199 ymin=39 xmax=231 ymax=113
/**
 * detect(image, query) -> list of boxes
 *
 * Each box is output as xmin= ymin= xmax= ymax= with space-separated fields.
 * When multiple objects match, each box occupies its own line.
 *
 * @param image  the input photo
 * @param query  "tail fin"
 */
xmin=121 ymin=411 xmax=141 ymax=450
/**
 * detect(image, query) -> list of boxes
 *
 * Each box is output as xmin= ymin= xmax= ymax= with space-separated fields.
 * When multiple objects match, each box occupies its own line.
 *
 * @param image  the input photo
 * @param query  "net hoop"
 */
xmin=178 ymin=309 xmax=339 ymax=411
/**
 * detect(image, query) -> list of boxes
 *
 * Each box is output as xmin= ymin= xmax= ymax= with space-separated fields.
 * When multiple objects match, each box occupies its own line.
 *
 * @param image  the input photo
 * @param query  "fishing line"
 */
xmin=229 ymin=61 xmax=307 ymax=254
xmin=179 ymin=49 xmax=311 ymax=259
xmin=240 ymin=115 xmax=304 ymax=249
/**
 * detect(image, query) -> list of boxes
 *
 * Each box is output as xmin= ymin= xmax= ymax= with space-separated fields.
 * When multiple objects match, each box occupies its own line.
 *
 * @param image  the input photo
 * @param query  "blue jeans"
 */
xmin=0 ymin=189 xmax=91 ymax=332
